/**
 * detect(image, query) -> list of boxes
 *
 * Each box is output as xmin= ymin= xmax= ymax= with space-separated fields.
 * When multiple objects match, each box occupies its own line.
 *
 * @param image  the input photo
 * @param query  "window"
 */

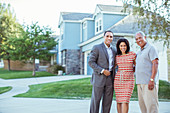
xmin=60 ymin=26 xmax=64 ymax=40
xmin=99 ymin=20 xmax=102 ymax=31
xmin=60 ymin=26 xmax=63 ymax=34
xmin=62 ymin=50 xmax=66 ymax=66
xmin=61 ymin=35 xmax=63 ymax=40
xmin=83 ymin=21 xmax=87 ymax=29
xmin=96 ymin=21 xmax=98 ymax=32
xmin=95 ymin=19 xmax=102 ymax=34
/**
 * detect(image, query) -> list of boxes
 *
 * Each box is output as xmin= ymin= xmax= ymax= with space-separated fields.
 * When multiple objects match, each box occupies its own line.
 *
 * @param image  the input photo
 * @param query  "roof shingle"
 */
xmin=62 ymin=12 xmax=93 ymax=21
xmin=97 ymin=4 xmax=124 ymax=13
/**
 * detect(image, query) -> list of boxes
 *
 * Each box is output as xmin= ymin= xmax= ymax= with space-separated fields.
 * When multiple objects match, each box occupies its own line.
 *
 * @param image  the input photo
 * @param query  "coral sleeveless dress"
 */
xmin=114 ymin=51 xmax=136 ymax=103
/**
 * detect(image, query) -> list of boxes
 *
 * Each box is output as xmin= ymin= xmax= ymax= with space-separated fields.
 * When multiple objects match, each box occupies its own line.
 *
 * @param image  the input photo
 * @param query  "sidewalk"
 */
xmin=1 ymin=98 xmax=170 ymax=113
xmin=0 ymin=75 xmax=170 ymax=113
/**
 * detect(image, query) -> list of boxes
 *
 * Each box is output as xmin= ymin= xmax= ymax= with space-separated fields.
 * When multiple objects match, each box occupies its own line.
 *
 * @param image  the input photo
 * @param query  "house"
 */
xmin=1 ymin=35 xmax=58 ymax=71
xmin=0 ymin=58 xmax=4 ymax=68
xmin=49 ymin=35 xmax=59 ymax=65
xmin=57 ymin=4 xmax=168 ymax=81
xmin=38 ymin=35 xmax=59 ymax=71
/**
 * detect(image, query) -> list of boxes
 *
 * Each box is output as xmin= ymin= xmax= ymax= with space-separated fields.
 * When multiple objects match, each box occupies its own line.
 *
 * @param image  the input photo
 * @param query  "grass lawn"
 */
xmin=14 ymin=78 xmax=170 ymax=101
xmin=15 ymin=77 xmax=92 ymax=99
xmin=0 ymin=68 xmax=56 ymax=79
xmin=0 ymin=86 xmax=12 ymax=94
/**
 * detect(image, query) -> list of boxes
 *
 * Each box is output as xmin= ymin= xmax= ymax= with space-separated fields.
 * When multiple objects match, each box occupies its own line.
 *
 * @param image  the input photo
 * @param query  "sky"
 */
xmin=1 ymin=0 xmax=123 ymax=35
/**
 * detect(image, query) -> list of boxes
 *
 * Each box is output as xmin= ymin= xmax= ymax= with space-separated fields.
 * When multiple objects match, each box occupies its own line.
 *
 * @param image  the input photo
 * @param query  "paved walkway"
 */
xmin=0 ymin=75 xmax=170 ymax=113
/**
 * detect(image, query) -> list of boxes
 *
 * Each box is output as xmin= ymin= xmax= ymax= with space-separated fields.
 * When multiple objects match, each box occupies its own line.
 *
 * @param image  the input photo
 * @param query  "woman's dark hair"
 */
xmin=116 ymin=38 xmax=130 ymax=55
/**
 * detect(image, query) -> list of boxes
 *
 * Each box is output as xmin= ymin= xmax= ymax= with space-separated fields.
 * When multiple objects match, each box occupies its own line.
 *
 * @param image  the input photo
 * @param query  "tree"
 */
xmin=0 ymin=2 xmax=24 ymax=70
xmin=120 ymin=0 xmax=169 ymax=48
xmin=8 ymin=22 xmax=57 ymax=76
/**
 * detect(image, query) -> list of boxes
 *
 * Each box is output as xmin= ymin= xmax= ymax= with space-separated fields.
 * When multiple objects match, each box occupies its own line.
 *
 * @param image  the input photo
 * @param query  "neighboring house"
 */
xmin=49 ymin=35 xmax=59 ymax=65
xmin=37 ymin=35 xmax=59 ymax=72
xmin=1 ymin=35 xmax=58 ymax=71
xmin=57 ymin=4 xmax=168 ymax=81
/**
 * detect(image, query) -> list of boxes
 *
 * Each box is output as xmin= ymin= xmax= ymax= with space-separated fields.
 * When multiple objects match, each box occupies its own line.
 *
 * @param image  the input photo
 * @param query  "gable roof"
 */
xmin=97 ymin=4 xmax=124 ymax=13
xmin=108 ymin=15 xmax=140 ymax=35
xmin=79 ymin=14 xmax=163 ymax=47
xmin=61 ymin=12 xmax=93 ymax=21
xmin=108 ymin=15 xmax=165 ymax=36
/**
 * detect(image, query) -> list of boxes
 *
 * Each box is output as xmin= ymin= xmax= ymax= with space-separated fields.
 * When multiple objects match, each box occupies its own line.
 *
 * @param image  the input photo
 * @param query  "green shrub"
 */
xmin=48 ymin=64 xmax=65 ymax=75
xmin=159 ymin=80 xmax=170 ymax=99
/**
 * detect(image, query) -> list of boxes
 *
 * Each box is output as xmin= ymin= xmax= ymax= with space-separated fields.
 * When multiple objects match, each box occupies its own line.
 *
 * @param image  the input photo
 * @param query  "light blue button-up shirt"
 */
xmin=101 ymin=43 xmax=114 ymax=73
xmin=104 ymin=43 xmax=114 ymax=71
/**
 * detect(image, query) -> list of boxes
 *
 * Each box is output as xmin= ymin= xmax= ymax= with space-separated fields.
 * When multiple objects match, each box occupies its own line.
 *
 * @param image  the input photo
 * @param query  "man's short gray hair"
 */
xmin=135 ymin=31 xmax=145 ymax=37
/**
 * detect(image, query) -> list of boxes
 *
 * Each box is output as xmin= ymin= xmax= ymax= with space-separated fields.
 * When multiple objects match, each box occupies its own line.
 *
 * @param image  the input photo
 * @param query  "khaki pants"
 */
xmin=137 ymin=84 xmax=159 ymax=113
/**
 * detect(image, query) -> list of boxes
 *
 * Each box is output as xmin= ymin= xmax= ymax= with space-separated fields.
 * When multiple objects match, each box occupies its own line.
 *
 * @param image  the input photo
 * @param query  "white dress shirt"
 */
xmin=101 ymin=43 xmax=114 ymax=73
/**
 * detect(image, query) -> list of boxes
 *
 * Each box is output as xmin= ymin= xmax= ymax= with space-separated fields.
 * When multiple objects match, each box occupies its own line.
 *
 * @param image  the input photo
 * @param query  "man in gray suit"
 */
xmin=88 ymin=30 xmax=116 ymax=113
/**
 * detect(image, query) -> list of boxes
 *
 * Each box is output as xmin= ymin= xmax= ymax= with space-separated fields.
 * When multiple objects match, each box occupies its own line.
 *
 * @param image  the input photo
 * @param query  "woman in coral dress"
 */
xmin=114 ymin=38 xmax=136 ymax=113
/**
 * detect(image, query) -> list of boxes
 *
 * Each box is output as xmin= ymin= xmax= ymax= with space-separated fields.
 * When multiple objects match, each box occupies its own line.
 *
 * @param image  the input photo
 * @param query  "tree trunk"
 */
xmin=7 ymin=59 xmax=10 ymax=71
xmin=32 ymin=58 xmax=36 ymax=76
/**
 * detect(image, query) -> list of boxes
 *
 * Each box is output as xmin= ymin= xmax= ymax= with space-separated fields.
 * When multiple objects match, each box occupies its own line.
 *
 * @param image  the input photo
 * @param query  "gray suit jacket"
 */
xmin=88 ymin=42 xmax=117 ymax=87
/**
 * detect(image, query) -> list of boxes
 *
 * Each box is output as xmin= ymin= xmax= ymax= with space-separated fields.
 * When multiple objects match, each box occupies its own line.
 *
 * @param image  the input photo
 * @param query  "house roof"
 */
xmin=79 ymin=14 xmax=164 ymax=47
xmin=61 ymin=12 xmax=93 ymax=21
xmin=61 ymin=5 xmax=125 ymax=21
xmin=109 ymin=15 xmax=164 ymax=36
xmin=97 ymin=4 xmax=125 ymax=13
xmin=109 ymin=15 xmax=141 ymax=34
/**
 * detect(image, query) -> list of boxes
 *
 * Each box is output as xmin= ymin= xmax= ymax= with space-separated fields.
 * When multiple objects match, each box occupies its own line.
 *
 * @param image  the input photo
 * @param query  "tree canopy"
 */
xmin=7 ymin=22 xmax=57 ymax=76
xmin=0 ymin=2 xmax=24 ymax=70
xmin=121 ymin=0 xmax=169 ymax=48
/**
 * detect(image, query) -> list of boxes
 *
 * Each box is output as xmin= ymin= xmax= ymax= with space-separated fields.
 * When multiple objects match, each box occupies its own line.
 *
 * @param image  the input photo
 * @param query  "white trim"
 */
xmin=55 ymin=38 xmax=59 ymax=42
xmin=95 ymin=18 xmax=103 ymax=35
xmin=78 ymin=32 xmax=166 ymax=47
xmin=58 ymin=13 xmax=63 ymax=28
xmin=60 ymin=23 xmax=64 ymax=41
xmin=95 ymin=20 xmax=98 ymax=33
xmin=58 ymin=16 xmax=93 ymax=27
xmin=80 ymin=22 xmax=83 ymax=42
xmin=84 ymin=52 xmax=87 ymax=75
xmin=62 ymin=50 xmax=66 ymax=66
xmin=83 ymin=21 xmax=87 ymax=29
xmin=60 ymin=28 xmax=64 ymax=35
xmin=58 ymin=38 xmax=62 ymax=64
xmin=93 ymin=6 xmax=102 ymax=19
xmin=64 ymin=20 xmax=82 ymax=23
xmin=49 ymin=50 xmax=58 ymax=53
xmin=63 ymin=19 xmax=94 ymax=23
xmin=114 ymin=33 xmax=134 ymax=37
xmin=79 ymin=15 xmax=134 ymax=47
xmin=79 ymin=33 xmax=104 ymax=47
xmin=78 ymin=33 xmax=135 ymax=47
xmin=81 ymin=18 xmax=94 ymax=23
xmin=93 ymin=12 xmax=101 ymax=19
xmin=84 ymin=50 xmax=91 ymax=75
xmin=99 ymin=19 xmax=103 ymax=31
xmin=101 ymin=11 xmax=129 ymax=15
